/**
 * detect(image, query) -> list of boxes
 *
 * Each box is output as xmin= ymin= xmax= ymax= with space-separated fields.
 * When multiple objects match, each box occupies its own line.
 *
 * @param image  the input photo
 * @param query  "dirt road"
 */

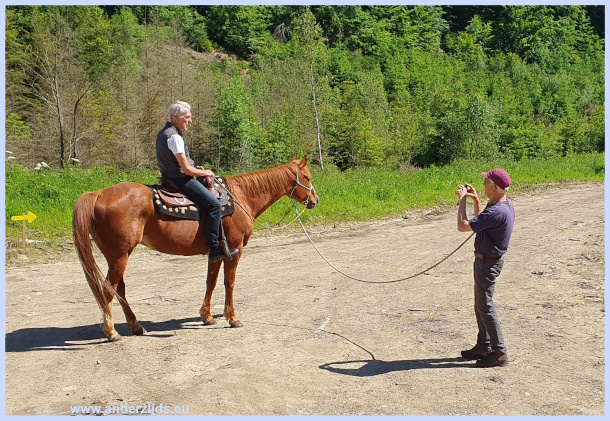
xmin=5 ymin=183 xmax=604 ymax=415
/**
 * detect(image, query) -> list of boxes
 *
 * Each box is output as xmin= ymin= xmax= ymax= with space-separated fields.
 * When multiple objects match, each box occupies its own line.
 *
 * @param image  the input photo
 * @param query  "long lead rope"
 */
xmin=217 ymin=175 xmax=474 ymax=284
xmin=292 ymin=200 xmax=475 ymax=284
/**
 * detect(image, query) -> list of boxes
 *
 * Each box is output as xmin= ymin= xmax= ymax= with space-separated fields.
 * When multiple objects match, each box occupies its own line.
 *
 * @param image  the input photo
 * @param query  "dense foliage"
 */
xmin=5 ymin=5 xmax=605 ymax=172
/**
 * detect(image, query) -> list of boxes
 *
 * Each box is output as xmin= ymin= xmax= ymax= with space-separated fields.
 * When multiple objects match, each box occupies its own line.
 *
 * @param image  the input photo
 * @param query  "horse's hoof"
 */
xmin=229 ymin=320 xmax=243 ymax=328
xmin=107 ymin=332 xmax=122 ymax=342
xmin=203 ymin=317 xmax=217 ymax=326
xmin=132 ymin=325 xmax=146 ymax=336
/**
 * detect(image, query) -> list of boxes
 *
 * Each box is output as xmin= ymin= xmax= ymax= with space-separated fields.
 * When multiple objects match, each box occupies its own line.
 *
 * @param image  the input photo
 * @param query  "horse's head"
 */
xmin=289 ymin=154 xmax=319 ymax=209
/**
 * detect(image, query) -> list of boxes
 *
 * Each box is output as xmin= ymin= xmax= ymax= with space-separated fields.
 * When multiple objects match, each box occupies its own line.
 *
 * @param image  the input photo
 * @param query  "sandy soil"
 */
xmin=4 ymin=183 xmax=604 ymax=415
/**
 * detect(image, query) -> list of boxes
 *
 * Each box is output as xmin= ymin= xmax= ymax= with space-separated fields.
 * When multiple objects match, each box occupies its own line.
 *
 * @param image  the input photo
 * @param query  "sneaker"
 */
xmin=208 ymin=247 xmax=239 ymax=263
xmin=460 ymin=344 xmax=492 ymax=360
xmin=475 ymin=351 xmax=509 ymax=368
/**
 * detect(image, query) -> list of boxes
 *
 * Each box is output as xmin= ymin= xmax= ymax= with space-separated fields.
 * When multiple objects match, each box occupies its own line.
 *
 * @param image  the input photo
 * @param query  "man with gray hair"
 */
xmin=156 ymin=101 xmax=238 ymax=263
xmin=455 ymin=168 xmax=515 ymax=368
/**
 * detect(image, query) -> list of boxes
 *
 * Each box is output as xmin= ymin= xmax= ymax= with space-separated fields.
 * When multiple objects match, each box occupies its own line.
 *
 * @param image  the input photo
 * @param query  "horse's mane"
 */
xmin=228 ymin=163 xmax=296 ymax=197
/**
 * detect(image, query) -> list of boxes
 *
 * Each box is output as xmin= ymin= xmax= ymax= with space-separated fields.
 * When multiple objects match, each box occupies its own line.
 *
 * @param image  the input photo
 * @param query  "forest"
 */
xmin=4 ymin=5 xmax=605 ymax=173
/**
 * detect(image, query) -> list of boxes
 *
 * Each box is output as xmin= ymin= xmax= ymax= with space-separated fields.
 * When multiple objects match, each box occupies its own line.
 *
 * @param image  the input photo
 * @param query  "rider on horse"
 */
xmin=156 ymin=101 xmax=239 ymax=263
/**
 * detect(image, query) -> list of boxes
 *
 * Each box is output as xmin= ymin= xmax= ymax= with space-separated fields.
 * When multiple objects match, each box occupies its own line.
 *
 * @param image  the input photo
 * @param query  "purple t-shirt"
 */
xmin=469 ymin=200 xmax=515 ymax=256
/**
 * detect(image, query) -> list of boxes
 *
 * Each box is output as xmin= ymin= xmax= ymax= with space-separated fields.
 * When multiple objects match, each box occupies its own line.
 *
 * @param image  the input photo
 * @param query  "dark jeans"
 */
xmin=473 ymin=255 xmax=507 ymax=354
xmin=171 ymin=176 xmax=222 ymax=253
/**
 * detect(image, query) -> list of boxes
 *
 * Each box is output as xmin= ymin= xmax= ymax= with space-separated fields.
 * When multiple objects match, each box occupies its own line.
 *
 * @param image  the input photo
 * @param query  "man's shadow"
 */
xmin=5 ymin=316 xmax=218 ymax=352
xmin=319 ymin=357 xmax=475 ymax=376
xmin=313 ymin=329 xmax=476 ymax=375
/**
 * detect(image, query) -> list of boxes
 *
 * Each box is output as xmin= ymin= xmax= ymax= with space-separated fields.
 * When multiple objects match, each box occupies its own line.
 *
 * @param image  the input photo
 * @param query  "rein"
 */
xmin=213 ymin=176 xmax=308 ymax=231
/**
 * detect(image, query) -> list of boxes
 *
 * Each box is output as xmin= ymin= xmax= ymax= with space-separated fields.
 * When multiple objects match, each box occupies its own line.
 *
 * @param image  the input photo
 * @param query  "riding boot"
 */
xmin=209 ymin=222 xmax=239 ymax=263
xmin=218 ymin=224 xmax=231 ymax=259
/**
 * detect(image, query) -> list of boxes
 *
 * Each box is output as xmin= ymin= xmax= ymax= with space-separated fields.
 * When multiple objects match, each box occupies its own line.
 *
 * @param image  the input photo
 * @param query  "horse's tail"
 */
xmin=72 ymin=191 xmax=116 ymax=311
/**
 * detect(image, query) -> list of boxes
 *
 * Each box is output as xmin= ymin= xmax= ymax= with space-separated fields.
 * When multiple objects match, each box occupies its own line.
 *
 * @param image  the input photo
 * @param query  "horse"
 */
xmin=72 ymin=154 xmax=318 ymax=341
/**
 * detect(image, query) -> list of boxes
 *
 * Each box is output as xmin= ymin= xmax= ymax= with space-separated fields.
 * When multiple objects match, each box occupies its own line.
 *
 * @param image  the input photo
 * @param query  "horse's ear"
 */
xmin=299 ymin=154 xmax=308 ymax=168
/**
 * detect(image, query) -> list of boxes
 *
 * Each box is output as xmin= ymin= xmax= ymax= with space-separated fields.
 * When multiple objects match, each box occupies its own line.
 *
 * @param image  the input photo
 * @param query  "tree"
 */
xmin=205 ymin=6 xmax=274 ymax=59
xmin=445 ymin=15 xmax=493 ymax=70
xmin=23 ymin=6 xmax=113 ymax=167
xmin=388 ymin=100 xmax=418 ymax=168
xmin=5 ymin=7 xmax=32 ymax=118
xmin=464 ymin=93 xmax=498 ymax=160
xmin=4 ymin=5 xmax=604 ymax=170
xmin=264 ymin=111 xmax=297 ymax=166
xmin=493 ymin=6 xmax=602 ymax=73
xmin=139 ymin=8 xmax=172 ymax=163
xmin=213 ymin=77 xmax=263 ymax=171
xmin=290 ymin=8 xmax=330 ymax=170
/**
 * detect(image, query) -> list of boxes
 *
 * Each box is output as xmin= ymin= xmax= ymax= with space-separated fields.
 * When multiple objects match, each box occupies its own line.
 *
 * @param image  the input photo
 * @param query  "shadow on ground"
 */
xmin=320 ymin=357 xmax=475 ymax=376
xmin=4 ymin=316 xmax=221 ymax=352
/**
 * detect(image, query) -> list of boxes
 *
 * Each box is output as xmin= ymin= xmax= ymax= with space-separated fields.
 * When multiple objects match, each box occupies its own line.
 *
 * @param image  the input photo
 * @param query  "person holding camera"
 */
xmin=455 ymin=168 xmax=515 ymax=368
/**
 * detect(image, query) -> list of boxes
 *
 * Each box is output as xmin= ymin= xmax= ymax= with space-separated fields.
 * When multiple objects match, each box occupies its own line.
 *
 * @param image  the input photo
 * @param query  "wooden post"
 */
xmin=21 ymin=215 xmax=26 ymax=252
xmin=10 ymin=212 xmax=36 ymax=253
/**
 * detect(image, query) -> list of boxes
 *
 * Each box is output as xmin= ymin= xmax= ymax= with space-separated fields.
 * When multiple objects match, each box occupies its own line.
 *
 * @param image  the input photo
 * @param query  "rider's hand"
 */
xmin=196 ymin=167 xmax=215 ymax=178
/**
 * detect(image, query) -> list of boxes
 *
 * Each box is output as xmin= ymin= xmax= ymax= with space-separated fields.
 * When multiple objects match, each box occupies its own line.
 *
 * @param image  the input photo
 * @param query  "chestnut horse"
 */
xmin=73 ymin=155 xmax=318 ymax=341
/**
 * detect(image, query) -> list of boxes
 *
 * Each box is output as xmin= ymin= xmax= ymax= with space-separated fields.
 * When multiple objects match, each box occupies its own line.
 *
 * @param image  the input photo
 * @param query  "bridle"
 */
xmin=289 ymin=171 xmax=315 ymax=207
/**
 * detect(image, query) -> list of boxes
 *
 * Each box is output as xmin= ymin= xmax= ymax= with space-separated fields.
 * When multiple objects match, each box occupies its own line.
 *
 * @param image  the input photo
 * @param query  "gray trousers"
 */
xmin=473 ymin=255 xmax=507 ymax=354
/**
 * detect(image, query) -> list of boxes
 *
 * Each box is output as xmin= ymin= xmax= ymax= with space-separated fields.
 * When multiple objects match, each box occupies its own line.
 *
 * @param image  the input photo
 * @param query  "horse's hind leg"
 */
xmin=102 ymin=253 xmax=144 ymax=340
xmin=101 ymin=285 xmax=121 ymax=342
xmin=200 ymin=261 xmax=222 ymax=325
xmin=117 ymin=277 xmax=146 ymax=336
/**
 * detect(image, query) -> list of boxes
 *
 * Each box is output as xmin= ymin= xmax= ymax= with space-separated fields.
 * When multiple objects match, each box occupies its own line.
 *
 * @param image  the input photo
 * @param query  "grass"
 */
xmin=5 ymin=153 xmax=604 ymax=248
xmin=5 ymin=165 xmax=159 ymax=245
xmin=260 ymin=152 xmax=605 ymax=225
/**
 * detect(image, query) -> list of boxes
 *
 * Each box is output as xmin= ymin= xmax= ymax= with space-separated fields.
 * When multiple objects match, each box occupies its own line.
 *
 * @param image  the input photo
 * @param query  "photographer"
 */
xmin=456 ymin=168 xmax=515 ymax=368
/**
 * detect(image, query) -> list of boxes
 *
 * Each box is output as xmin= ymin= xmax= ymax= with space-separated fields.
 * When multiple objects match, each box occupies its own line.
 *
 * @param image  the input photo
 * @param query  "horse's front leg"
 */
xmin=223 ymin=254 xmax=243 ymax=328
xmin=200 ymin=260 xmax=222 ymax=325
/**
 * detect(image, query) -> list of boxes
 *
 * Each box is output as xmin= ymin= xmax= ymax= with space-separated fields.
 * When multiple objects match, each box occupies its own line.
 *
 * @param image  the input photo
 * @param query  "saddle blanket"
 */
xmin=149 ymin=177 xmax=234 ymax=221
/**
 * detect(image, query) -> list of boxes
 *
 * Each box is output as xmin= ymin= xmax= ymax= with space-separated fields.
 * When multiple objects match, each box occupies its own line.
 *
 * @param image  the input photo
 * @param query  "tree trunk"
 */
xmin=310 ymin=60 xmax=324 ymax=171
xmin=50 ymin=57 xmax=66 ymax=168
xmin=217 ymin=113 xmax=221 ymax=170
xmin=70 ymin=84 xmax=91 ymax=164
xmin=54 ymin=95 xmax=65 ymax=168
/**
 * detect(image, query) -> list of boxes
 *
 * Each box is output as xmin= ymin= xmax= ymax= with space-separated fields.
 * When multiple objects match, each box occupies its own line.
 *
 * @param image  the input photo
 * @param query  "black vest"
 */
xmin=155 ymin=122 xmax=194 ymax=178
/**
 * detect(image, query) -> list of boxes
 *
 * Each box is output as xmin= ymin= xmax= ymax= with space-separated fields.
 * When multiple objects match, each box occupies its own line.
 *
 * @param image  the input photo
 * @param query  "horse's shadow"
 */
xmin=5 ymin=315 xmax=223 ymax=352
xmin=319 ymin=357 xmax=475 ymax=376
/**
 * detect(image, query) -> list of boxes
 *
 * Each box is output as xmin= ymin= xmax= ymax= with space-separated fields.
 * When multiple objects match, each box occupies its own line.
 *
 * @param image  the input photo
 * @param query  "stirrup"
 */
xmin=220 ymin=223 xmax=234 ymax=261
xmin=220 ymin=236 xmax=233 ymax=261
xmin=208 ymin=245 xmax=239 ymax=263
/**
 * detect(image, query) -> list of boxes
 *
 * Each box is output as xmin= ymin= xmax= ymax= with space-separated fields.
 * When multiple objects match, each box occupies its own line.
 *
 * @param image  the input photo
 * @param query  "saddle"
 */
xmin=150 ymin=177 xmax=234 ymax=221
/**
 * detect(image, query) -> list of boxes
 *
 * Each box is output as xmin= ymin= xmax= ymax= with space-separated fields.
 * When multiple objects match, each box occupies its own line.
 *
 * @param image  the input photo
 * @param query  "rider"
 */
xmin=156 ymin=101 xmax=239 ymax=263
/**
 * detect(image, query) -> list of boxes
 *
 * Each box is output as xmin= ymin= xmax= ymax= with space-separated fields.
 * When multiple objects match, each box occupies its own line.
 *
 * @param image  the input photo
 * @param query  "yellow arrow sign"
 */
xmin=11 ymin=211 xmax=37 ymax=224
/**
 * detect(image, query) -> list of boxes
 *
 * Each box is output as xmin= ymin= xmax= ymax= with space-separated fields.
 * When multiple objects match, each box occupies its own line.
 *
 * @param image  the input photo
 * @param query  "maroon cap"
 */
xmin=481 ymin=168 xmax=511 ymax=190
